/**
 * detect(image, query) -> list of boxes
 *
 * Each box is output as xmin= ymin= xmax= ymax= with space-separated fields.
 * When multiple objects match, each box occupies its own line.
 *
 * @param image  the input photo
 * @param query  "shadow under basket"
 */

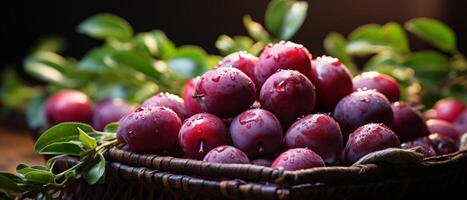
xmin=55 ymin=148 xmax=467 ymax=200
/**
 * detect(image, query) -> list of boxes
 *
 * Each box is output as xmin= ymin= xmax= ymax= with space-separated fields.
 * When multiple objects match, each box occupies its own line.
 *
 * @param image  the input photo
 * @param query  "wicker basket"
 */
xmin=54 ymin=147 xmax=467 ymax=199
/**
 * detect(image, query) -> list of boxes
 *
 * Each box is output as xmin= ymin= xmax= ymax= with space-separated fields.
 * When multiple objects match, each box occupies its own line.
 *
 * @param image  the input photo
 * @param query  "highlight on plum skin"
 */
xmin=217 ymin=51 xmax=259 ymax=91
xmin=230 ymin=109 xmax=284 ymax=158
xmin=352 ymin=71 xmax=400 ymax=102
xmin=259 ymin=70 xmax=316 ymax=128
xmin=178 ymin=113 xmax=230 ymax=160
xmin=391 ymin=101 xmax=430 ymax=143
xmin=433 ymin=98 xmax=466 ymax=123
xmin=271 ymin=148 xmax=325 ymax=171
xmin=426 ymin=119 xmax=462 ymax=143
xmin=284 ymin=114 xmax=343 ymax=165
xmin=140 ymin=92 xmax=188 ymax=120
xmin=45 ymin=89 xmax=94 ymax=126
xmin=202 ymin=145 xmax=250 ymax=164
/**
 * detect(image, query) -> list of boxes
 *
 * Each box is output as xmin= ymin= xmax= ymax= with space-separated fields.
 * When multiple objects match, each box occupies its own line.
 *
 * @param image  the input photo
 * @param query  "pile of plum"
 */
xmin=45 ymin=41 xmax=467 ymax=171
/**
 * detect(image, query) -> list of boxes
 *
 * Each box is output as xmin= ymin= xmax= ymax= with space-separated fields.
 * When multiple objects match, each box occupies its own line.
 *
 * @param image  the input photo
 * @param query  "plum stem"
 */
xmin=198 ymin=139 xmax=205 ymax=154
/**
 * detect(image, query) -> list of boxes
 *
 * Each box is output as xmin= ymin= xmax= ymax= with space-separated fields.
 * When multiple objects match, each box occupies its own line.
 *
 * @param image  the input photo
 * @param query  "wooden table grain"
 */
xmin=0 ymin=127 xmax=45 ymax=173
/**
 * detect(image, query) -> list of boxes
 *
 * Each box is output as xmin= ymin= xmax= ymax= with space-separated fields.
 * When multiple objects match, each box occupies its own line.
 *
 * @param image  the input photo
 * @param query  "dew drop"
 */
xmin=276 ymin=80 xmax=286 ymax=92
xmin=211 ymin=75 xmax=221 ymax=82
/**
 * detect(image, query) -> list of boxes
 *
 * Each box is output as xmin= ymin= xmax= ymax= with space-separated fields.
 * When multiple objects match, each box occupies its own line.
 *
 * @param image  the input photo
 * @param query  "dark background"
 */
xmin=1 ymin=0 xmax=466 ymax=73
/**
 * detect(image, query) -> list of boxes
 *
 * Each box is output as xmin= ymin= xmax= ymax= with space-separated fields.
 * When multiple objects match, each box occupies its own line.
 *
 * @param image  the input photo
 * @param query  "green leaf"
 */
xmin=381 ymin=22 xmax=410 ymax=53
xmin=168 ymin=45 xmax=209 ymax=78
xmin=0 ymin=173 xmax=23 ymax=191
xmin=84 ymin=154 xmax=105 ymax=185
xmin=26 ymin=93 xmax=47 ymax=129
xmin=38 ymin=142 xmax=85 ymax=156
xmin=78 ymin=128 xmax=97 ymax=149
xmin=77 ymin=47 xmax=115 ymax=72
xmin=405 ymin=18 xmax=456 ymax=53
xmin=243 ymin=15 xmax=270 ymax=42
xmin=134 ymin=30 xmax=176 ymax=59
xmin=0 ymin=68 xmax=39 ymax=108
xmin=16 ymin=164 xmax=49 ymax=175
xmin=30 ymin=35 xmax=67 ymax=53
xmin=365 ymin=52 xmax=402 ymax=70
xmin=279 ymin=1 xmax=308 ymax=40
xmin=403 ymin=51 xmax=450 ymax=79
xmin=442 ymin=77 xmax=467 ymax=102
xmin=77 ymin=13 xmax=133 ymax=41
xmin=105 ymin=51 xmax=164 ymax=83
xmin=103 ymin=123 xmax=119 ymax=133
xmin=24 ymin=171 xmax=55 ymax=184
xmin=349 ymin=24 xmax=383 ymax=42
xmin=346 ymin=41 xmax=391 ymax=56
xmin=35 ymin=122 xmax=94 ymax=152
xmin=265 ymin=0 xmax=291 ymax=35
xmin=323 ymin=32 xmax=357 ymax=75
xmin=23 ymin=52 xmax=77 ymax=87
xmin=215 ymin=35 xmax=254 ymax=56
xmin=0 ymin=191 xmax=11 ymax=200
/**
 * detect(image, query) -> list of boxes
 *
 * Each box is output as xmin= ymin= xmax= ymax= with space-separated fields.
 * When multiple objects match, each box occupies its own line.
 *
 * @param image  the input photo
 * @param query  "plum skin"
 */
xmin=427 ymin=133 xmax=458 ymax=155
xmin=45 ymin=90 xmax=93 ymax=126
xmin=92 ymin=98 xmax=134 ymax=131
xmin=353 ymin=71 xmax=400 ymax=102
xmin=251 ymin=158 xmax=274 ymax=167
xmin=203 ymin=145 xmax=250 ymax=164
xmin=391 ymin=101 xmax=430 ymax=142
xmin=400 ymin=137 xmax=436 ymax=157
xmin=179 ymin=113 xmax=230 ymax=160
xmin=255 ymin=41 xmax=313 ymax=87
xmin=272 ymin=148 xmax=325 ymax=171
xmin=433 ymin=98 xmax=465 ymax=122
xmin=344 ymin=123 xmax=400 ymax=164
xmin=194 ymin=67 xmax=256 ymax=118
xmin=183 ymin=77 xmax=203 ymax=117
xmin=285 ymin=114 xmax=343 ymax=165
xmin=140 ymin=92 xmax=188 ymax=120
xmin=426 ymin=119 xmax=462 ymax=143
xmin=310 ymin=56 xmax=353 ymax=111
xmin=333 ymin=89 xmax=393 ymax=137
xmin=217 ymin=51 xmax=259 ymax=91
xmin=454 ymin=110 xmax=467 ymax=134
xmin=230 ymin=109 xmax=284 ymax=158
xmin=117 ymin=106 xmax=181 ymax=154
xmin=260 ymin=70 xmax=316 ymax=128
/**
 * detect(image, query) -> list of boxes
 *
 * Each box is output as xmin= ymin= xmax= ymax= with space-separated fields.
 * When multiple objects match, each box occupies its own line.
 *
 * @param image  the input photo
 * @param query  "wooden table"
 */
xmin=0 ymin=127 xmax=44 ymax=173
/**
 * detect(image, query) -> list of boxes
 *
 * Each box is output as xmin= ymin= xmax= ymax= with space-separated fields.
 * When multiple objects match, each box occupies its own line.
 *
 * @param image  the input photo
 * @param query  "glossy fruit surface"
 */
xmin=45 ymin=90 xmax=93 ymax=126
xmin=426 ymin=119 xmax=462 ymax=142
xmin=194 ymin=67 xmax=256 ymax=118
xmin=427 ymin=133 xmax=458 ymax=155
xmin=117 ymin=106 xmax=181 ymax=153
xmin=433 ymin=99 xmax=465 ymax=122
xmin=310 ymin=56 xmax=353 ymax=111
xmin=400 ymin=137 xmax=436 ymax=157
xmin=333 ymin=90 xmax=393 ymax=136
xmin=344 ymin=123 xmax=400 ymax=164
xmin=218 ymin=51 xmax=259 ymax=91
xmin=141 ymin=92 xmax=188 ymax=120
xmin=202 ymin=145 xmax=250 ymax=164
xmin=271 ymin=148 xmax=325 ymax=171
xmin=92 ymin=98 xmax=134 ymax=131
xmin=352 ymin=71 xmax=400 ymax=102
xmin=391 ymin=102 xmax=430 ymax=142
xmin=255 ymin=41 xmax=313 ymax=87
xmin=230 ymin=109 xmax=283 ymax=158
xmin=179 ymin=113 xmax=230 ymax=159
xmin=183 ymin=77 xmax=203 ymax=117
xmin=260 ymin=70 xmax=316 ymax=128
xmin=285 ymin=114 xmax=343 ymax=164
xmin=454 ymin=110 xmax=467 ymax=134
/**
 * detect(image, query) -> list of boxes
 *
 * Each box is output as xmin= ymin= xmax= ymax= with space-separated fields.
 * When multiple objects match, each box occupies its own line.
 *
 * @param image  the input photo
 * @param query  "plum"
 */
xmin=310 ymin=56 xmax=353 ymax=111
xmin=194 ymin=67 xmax=256 ymax=118
xmin=230 ymin=109 xmax=283 ymax=158
xmin=426 ymin=119 xmax=462 ymax=143
xmin=454 ymin=110 xmax=467 ymax=134
xmin=391 ymin=101 xmax=430 ymax=142
xmin=285 ymin=114 xmax=343 ymax=165
xmin=427 ymin=133 xmax=458 ymax=155
xmin=203 ymin=145 xmax=250 ymax=164
xmin=255 ymin=41 xmax=313 ymax=87
xmin=400 ymin=137 xmax=436 ymax=157
xmin=117 ymin=106 xmax=181 ymax=154
xmin=260 ymin=70 xmax=316 ymax=128
xmin=433 ymin=98 xmax=465 ymax=122
xmin=353 ymin=71 xmax=400 ymax=102
xmin=92 ymin=98 xmax=134 ymax=131
xmin=45 ymin=90 xmax=93 ymax=126
xmin=183 ymin=77 xmax=203 ymax=117
xmin=217 ymin=51 xmax=259 ymax=91
xmin=140 ymin=92 xmax=188 ymax=120
xmin=272 ymin=148 xmax=325 ymax=171
xmin=333 ymin=89 xmax=393 ymax=137
xmin=179 ymin=113 xmax=230 ymax=159
xmin=344 ymin=123 xmax=400 ymax=164
xmin=251 ymin=158 xmax=274 ymax=167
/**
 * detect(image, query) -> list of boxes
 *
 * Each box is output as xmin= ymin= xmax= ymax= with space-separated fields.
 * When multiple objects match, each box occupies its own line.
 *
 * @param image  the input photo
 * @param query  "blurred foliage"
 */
xmin=1 ymin=13 xmax=219 ymax=129
xmin=324 ymin=19 xmax=467 ymax=107
xmin=215 ymin=0 xmax=308 ymax=56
